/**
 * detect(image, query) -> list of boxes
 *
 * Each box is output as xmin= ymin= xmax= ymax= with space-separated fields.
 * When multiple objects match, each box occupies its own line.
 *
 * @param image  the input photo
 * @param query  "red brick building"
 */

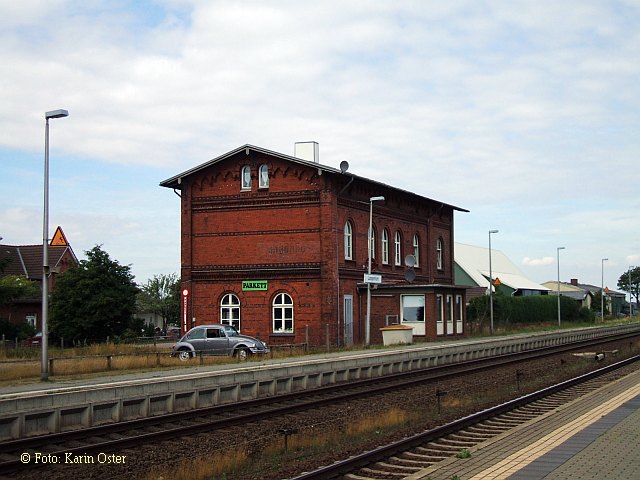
xmin=0 ymin=228 xmax=77 ymax=330
xmin=161 ymin=144 xmax=468 ymax=347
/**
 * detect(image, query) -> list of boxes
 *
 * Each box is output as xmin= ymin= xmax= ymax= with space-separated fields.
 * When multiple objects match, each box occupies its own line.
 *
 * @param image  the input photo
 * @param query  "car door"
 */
xmin=204 ymin=327 xmax=230 ymax=355
xmin=185 ymin=328 xmax=206 ymax=354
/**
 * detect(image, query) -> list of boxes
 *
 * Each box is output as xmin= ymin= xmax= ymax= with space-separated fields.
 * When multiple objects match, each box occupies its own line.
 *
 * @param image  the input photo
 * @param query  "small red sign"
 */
xmin=182 ymin=289 xmax=189 ymax=335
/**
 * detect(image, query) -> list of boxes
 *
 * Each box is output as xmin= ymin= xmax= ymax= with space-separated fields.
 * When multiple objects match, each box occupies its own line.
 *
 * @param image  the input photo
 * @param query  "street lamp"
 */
xmin=601 ymin=258 xmax=608 ymax=320
xmin=630 ymin=266 xmax=636 ymax=316
xmin=488 ymin=230 xmax=498 ymax=335
xmin=557 ymin=246 xmax=565 ymax=327
xmin=42 ymin=109 xmax=69 ymax=381
xmin=365 ymin=196 xmax=384 ymax=345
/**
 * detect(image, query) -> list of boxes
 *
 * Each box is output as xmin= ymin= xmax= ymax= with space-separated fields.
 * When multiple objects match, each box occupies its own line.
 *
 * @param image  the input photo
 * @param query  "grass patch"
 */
xmin=141 ymin=447 xmax=248 ymax=480
xmin=456 ymin=448 xmax=471 ymax=459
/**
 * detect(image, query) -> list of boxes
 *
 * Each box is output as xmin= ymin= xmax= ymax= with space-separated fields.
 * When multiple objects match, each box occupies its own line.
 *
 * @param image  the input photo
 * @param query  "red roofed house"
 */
xmin=0 ymin=227 xmax=77 ymax=330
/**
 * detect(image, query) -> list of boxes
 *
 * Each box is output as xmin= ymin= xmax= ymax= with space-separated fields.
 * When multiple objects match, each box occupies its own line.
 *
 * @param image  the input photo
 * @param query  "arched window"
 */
xmin=413 ymin=234 xmax=420 ymax=267
xmin=273 ymin=293 xmax=294 ymax=333
xmin=394 ymin=231 xmax=402 ymax=266
xmin=381 ymin=228 xmax=389 ymax=264
xmin=436 ymin=238 xmax=444 ymax=270
xmin=241 ymin=165 xmax=252 ymax=190
xmin=258 ymin=164 xmax=269 ymax=188
xmin=344 ymin=221 xmax=353 ymax=260
xmin=368 ymin=225 xmax=377 ymax=260
xmin=220 ymin=293 xmax=240 ymax=331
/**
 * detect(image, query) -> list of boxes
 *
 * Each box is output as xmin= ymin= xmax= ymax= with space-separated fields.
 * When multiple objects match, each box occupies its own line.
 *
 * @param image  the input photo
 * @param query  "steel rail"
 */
xmin=0 ymin=330 xmax=637 ymax=474
xmin=288 ymin=354 xmax=640 ymax=480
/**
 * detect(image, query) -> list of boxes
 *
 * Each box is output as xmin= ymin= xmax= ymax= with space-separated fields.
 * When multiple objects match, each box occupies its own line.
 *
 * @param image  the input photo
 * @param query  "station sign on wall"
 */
xmin=242 ymin=280 xmax=268 ymax=291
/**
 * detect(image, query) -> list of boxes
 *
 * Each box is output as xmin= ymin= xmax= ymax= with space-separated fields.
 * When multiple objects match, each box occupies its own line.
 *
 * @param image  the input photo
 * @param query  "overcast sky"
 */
xmin=1 ymin=1 xmax=638 ymax=295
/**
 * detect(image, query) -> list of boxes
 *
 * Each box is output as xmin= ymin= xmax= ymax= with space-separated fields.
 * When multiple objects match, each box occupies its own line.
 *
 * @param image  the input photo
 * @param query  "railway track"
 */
xmin=290 ymin=355 xmax=640 ymax=480
xmin=0 ymin=331 xmax=637 ymax=476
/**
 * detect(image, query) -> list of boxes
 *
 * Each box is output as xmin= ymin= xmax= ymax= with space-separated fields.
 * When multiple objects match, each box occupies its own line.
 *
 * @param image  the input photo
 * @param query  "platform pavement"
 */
xmin=407 ymin=363 xmax=640 ymax=480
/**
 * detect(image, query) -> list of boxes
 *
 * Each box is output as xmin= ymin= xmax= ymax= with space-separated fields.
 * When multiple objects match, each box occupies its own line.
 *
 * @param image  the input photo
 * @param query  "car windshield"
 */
xmin=222 ymin=325 xmax=238 ymax=337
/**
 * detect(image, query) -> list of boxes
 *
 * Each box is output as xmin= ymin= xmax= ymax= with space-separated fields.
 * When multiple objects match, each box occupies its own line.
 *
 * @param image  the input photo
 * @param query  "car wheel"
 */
xmin=236 ymin=348 xmax=251 ymax=361
xmin=177 ymin=349 xmax=192 ymax=361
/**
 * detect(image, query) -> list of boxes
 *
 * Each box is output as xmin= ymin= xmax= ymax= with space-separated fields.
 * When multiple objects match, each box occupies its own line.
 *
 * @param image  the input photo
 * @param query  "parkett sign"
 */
xmin=242 ymin=280 xmax=268 ymax=291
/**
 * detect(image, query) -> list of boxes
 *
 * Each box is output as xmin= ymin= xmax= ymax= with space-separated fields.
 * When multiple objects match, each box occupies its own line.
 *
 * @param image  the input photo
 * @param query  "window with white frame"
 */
xmin=344 ymin=221 xmax=353 ymax=260
xmin=436 ymin=238 xmax=443 ymax=270
xmin=273 ymin=293 xmax=294 ymax=333
xmin=401 ymin=295 xmax=425 ymax=323
xmin=436 ymin=294 xmax=444 ymax=335
xmin=220 ymin=293 xmax=240 ymax=331
xmin=394 ymin=231 xmax=402 ymax=266
xmin=455 ymin=295 xmax=463 ymax=334
xmin=241 ymin=165 xmax=252 ymax=190
xmin=413 ymin=234 xmax=420 ymax=266
xmin=258 ymin=164 xmax=269 ymax=188
xmin=381 ymin=228 xmax=389 ymax=264
xmin=368 ymin=225 xmax=376 ymax=260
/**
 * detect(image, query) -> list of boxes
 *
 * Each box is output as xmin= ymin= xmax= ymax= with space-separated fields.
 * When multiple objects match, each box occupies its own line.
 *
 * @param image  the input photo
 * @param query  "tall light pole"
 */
xmin=601 ymin=258 xmax=608 ymax=320
xmin=630 ymin=266 xmax=636 ymax=316
xmin=42 ymin=109 xmax=69 ymax=381
xmin=365 ymin=196 xmax=384 ymax=345
xmin=556 ymin=246 xmax=565 ymax=327
xmin=488 ymin=230 xmax=498 ymax=335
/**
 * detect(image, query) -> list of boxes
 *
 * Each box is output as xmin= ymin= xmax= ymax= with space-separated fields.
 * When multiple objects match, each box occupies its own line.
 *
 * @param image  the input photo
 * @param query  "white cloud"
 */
xmin=1 ymin=0 xmax=639 ymax=285
xmin=522 ymin=257 xmax=555 ymax=267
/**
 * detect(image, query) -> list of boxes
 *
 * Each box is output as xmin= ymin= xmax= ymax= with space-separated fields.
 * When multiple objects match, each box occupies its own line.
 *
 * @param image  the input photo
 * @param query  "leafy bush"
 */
xmin=467 ymin=294 xmax=581 ymax=326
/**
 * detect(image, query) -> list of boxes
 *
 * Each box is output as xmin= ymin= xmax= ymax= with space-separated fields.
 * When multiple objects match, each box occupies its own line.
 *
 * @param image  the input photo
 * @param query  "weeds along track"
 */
xmin=0 ymin=331 xmax=638 ymax=478
xmin=289 ymin=355 xmax=640 ymax=480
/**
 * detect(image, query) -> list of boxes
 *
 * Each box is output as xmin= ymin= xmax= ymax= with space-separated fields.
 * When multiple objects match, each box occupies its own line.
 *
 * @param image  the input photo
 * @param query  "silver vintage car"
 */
xmin=172 ymin=324 xmax=269 ymax=361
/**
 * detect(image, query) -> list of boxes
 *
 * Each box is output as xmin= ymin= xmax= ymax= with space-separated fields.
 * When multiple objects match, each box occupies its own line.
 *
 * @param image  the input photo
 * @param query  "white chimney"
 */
xmin=294 ymin=141 xmax=319 ymax=163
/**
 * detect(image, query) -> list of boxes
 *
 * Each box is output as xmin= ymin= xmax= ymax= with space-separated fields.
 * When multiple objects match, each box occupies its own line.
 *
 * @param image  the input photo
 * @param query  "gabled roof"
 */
xmin=455 ymin=242 xmax=550 ymax=293
xmin=543 ymin=281 xmax=625 ymax=298
xmin=0 ymin=244 xmax=77 ymax=280
xmin=160 ymin=144 xmax=469 ymax=212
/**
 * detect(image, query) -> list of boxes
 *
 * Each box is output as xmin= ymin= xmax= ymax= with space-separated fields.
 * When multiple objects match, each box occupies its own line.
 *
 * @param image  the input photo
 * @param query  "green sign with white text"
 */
xmin=242 ymin=280 xmax=268 ymax=291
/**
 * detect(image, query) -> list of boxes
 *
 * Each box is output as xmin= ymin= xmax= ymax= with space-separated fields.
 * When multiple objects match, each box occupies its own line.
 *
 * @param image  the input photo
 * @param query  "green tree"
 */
xmin=617 ymin=266 xmax=640 ymax=306
xmin=0 ymin=275 xmax=40 ymax=307
xmin=136 ymin=273 xmax=180 ymax=331
xmin=49 ymin=245 xmax=139 ymax=342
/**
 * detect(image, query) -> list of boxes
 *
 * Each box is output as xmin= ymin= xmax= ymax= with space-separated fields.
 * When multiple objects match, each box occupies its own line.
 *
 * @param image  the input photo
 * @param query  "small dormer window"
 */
xmin=259 ymin=164 xmax=269 ymax=188
xmin=241 ymin=165 xmax=251 ymax=190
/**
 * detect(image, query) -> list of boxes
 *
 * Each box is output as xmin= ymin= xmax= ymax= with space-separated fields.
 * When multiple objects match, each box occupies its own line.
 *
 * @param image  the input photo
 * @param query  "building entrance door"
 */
xmin=344 ymin=295 xmax=353 ymax=346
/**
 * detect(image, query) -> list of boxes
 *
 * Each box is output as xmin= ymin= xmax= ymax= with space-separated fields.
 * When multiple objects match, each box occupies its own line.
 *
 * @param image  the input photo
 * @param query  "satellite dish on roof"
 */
xmin=405 ymin=255 xmax=416 ymax=268
xmin=340 ymin=161 xmax=349 ymax=173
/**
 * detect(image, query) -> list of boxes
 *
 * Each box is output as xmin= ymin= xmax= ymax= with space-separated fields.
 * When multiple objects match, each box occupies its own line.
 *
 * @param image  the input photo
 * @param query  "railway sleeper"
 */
xmin=512 ymin=407 xmax=548 ymax=416
xmin=482 ymin=419 xmax=520 ymax=428
xmin=423 ymin=442 xmax=462 ymax=454
xmin=358 ymin=466 xmax=407 ymax=478
xmin=438 ymin=437 xmax=476 ymax=448
xmin=415 ymin=446 xmax=453 ymax=458
xmin=448 ymin=432 xmax=490 ymax=442
xmin=373 ymin=461 xmax=422 ymax=472
xmin=403 ymin=450 xmax=443 ymax=462
xmin=389 ymin=455 xmax=433 ymax=467
xmin=344 ymin=473 xmax=382 ymax=480
xmin=499 ymin=411 xmax=536 ymax=420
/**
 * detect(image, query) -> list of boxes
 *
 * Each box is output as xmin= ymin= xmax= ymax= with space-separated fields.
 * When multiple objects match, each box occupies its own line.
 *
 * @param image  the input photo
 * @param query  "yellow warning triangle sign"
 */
xmin=493 ymin=277 xmax=502 ymax=286
xmin=50 ymin=226 xmax=69 ymax=247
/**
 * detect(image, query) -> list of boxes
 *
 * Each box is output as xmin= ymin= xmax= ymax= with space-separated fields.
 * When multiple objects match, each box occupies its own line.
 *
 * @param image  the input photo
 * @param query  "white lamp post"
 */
xmin=601 ymin=258 xmax=608 ymax=320
xmin=557 ymin=246 xmax=565 ymax=327
xmin=488 ymin=230 xmax=498 ymax=335
xmin=42 ymin=109 xmax=69 ymax=381
xmin=366 ymin=196 xmax=384 ymax=345
xmin=630 ymin=266 xmax=636 ymax=315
